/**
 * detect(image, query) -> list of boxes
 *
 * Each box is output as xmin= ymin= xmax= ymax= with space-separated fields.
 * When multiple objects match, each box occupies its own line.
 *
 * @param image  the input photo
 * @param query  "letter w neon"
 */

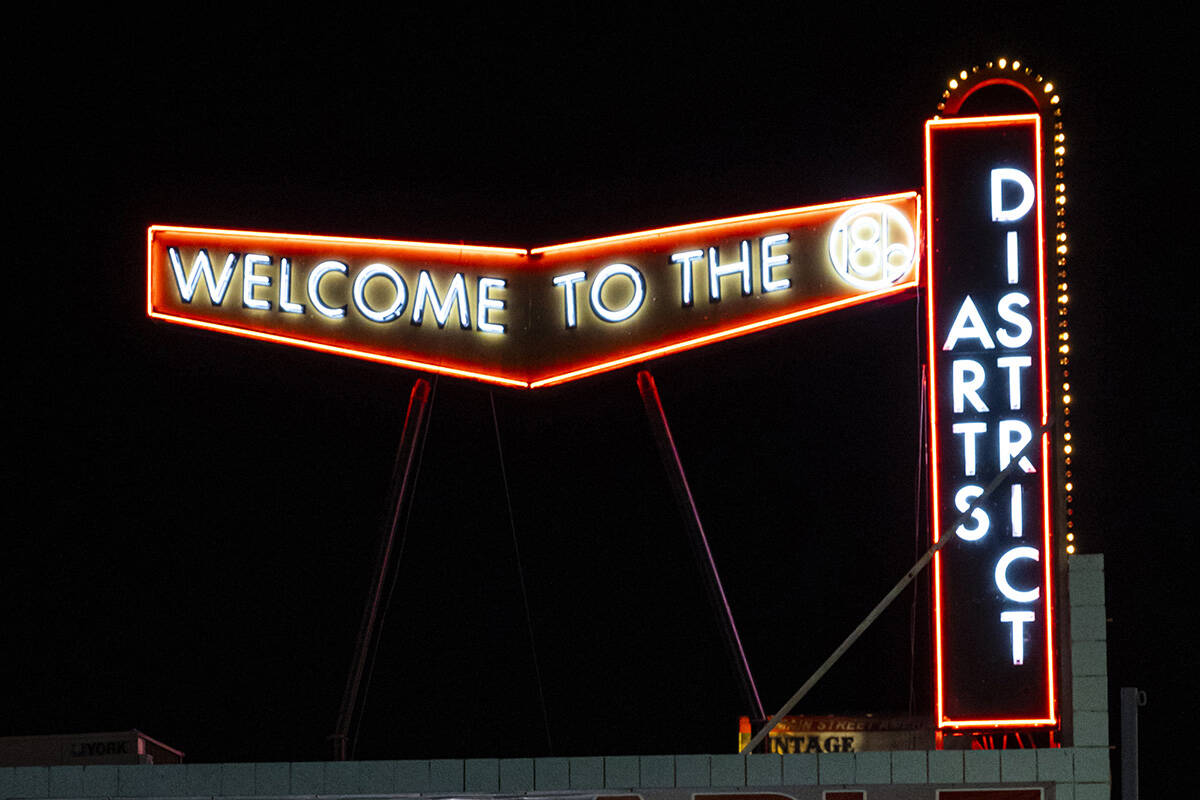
xmin=168 ymin=247 xmax=237 ymax=304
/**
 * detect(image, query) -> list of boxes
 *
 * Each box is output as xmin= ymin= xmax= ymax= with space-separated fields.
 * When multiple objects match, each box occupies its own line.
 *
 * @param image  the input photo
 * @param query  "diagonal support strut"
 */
xmin=638 ymin=369 xmax=766 ymax=721
xmin=740 ymin=420 xmax=1054 ymax=753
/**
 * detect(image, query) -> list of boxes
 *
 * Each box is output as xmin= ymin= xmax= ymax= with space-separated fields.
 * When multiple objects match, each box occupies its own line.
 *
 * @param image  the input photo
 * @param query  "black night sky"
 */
xmin=7 ymin=6 xmax=1191 ymax=793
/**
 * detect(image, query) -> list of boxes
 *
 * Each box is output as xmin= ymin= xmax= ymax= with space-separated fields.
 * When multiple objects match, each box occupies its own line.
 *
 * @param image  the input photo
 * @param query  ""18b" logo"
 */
xmin=828 ymin=203 xmax=916 ymax=290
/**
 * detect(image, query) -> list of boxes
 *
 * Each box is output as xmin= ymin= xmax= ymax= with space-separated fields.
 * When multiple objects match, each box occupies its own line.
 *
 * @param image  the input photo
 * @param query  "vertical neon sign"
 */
xmin=925 ymin=114 xmax=1056 ymax=728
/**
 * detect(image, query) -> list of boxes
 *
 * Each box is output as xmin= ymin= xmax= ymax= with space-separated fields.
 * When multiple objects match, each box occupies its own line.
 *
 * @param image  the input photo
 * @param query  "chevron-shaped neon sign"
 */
xmin=148 ymin=192 xmax=920 ymax=388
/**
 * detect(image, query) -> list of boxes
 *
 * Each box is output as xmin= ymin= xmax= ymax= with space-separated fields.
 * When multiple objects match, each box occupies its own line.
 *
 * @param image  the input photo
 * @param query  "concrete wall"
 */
xmin=0 ymin=747 xmax=1109 ymax=800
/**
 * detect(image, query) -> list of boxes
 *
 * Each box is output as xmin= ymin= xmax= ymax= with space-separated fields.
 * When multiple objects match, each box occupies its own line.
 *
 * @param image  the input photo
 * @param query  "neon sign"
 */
xmin=148 ymin=193 xmax=919 ymax=389
xmin=827 ymin=203 xmax=917 ymax=290
xmin=925 ymin=114 xmax=1056 ymax=728
xmin=149 ymin=88 xmax=1066 ymax=736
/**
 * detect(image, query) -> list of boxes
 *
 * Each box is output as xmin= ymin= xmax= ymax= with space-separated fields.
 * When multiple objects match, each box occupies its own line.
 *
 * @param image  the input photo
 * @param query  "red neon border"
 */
xmin=529 ymin=279 xmax=917 ymax=388
xmin=924 ymin=114 xmax=1056 ymax=729
xmin=530 ymin=192 xmax=918 ymax=254
xmin=146 ymin=226 xmax=532 ymax=388
xmin=149 ymin=192 xmax=920 ymax=389
xmin=943 ymin=77 xmax=1042 ymax=116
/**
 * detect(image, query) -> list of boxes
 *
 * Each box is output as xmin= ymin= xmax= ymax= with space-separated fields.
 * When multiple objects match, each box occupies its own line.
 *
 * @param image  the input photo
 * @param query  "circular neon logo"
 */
xmin=828 ymin=203 xmax=917 ymax=290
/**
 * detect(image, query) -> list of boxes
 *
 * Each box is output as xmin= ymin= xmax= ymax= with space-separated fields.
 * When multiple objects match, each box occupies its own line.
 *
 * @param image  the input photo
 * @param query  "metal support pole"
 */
xmin=637 ymin=370 xmax=766 ymax=722
xmin=741 ymin=421 xmax=1053 ymax=753
xmin=331 ymin=378 xmax=433 ymax=760
xmin=1121 ymin=687 xmax=1145 ymax=799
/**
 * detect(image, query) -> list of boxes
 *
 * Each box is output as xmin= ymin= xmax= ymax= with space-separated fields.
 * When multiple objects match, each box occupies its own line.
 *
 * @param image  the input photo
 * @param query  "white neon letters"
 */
xmin=589 ymin=263 xmax=645 ymax=323
xmin=477 ymin=277 xmax=507 ymax=334
xmin=413 ymin=271 xmax=470 ymax=329
xmin=309 ymin=260 xmax=348 ymax=319
xmin=672 ymin=250 xmax=703 ymax=307
xmin=953 ymin=485 xmax=989 ymax=541
xmin=708 ymin=241 xmax=752 ymax=301
xmin=999 ymin=420 xmax=1036 ymax=473
xmin=353 ymin=264 xmax=408 ymax=323
xmin=543 ymin=225 xmax=813 ymax=328
xmin=952 ymin=422 xmax=987 ymax=477
xmin=996 ymin=292 xmax=1033 ymax=348
xmin=1010 ymin=484 xmax=1024 ymax=538
xmin=153 ymin=254 xmax=507 ymax=331
xmin=553 ymin=271 xmax=587 ymax=328
xmin=991 ymin=168 xmax=1035 ymax=223
xmin=936 ymin=160 xmax=1045 ymax=678
xmin=760 ymin=234 xmax=791 ymax=292
xmin=996 ymin=356 xmax=1031 ymax=410
xmin=952 ymin=360 xmax=988 ymax=413
xmin=1006 ymin=231 xmax=1020 ymax=284
xmin=241 ymin=253 xmax=272 ymax=310
xmin=995 ymin=546 xmax=1040 ymax=603
xmin=279 ymin=258 xmax=304 ymax=314
xmin=943 ymin=296 xmax=996 ymax=350
xmin=551 ymin=264 xmax=647 ymax=326
xmin=168 ymin=247 xmax=237 ymax=305
xmin=1000 ymin=610 xmax=1036 ymax=665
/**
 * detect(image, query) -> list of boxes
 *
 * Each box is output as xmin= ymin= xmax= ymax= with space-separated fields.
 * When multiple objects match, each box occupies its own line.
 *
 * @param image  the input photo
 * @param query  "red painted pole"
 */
xmin=637 ymin=369 xmax=766 ymax=723
xmin=331 ymin=378 xmax=433 ymax=760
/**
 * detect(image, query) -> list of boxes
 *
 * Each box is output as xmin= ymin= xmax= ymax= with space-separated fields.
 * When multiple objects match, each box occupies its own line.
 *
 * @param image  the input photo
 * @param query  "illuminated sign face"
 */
xmin=147 ymin=193 xmax=918 ymax=388
xmin=827 ymin=203 xmax=917 ymax=290
xmin=925 ymin=114 xmax=1056 ymax=728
